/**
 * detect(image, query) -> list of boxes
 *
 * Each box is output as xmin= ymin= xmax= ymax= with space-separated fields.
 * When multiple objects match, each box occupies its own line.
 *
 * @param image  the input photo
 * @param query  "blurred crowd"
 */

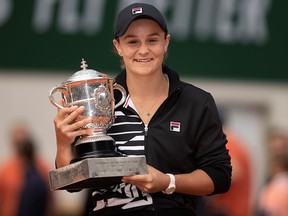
xmin=256 ymin=129 xmax=288 ymax=216
xmin=1 ymin=120 xmax=288 ymax=216
xmin=0 ymin=121 xmax=55 ymax=216
xmin=197 ymin=126 xmax=288 ymax=216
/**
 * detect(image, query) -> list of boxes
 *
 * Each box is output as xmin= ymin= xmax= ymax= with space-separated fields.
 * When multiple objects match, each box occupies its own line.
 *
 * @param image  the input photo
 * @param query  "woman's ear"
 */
xmin=113 ymin=39 xmax=122 ymax=56
xmin=164 ymin=34 xmax=171 ymax=53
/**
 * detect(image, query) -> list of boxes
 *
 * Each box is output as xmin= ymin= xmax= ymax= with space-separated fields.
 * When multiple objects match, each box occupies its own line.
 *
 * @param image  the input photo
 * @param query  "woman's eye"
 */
xmin=128 ymin=40 xmax=138 ymax=45
xmin=148 ymin=39 xmax=158 ymax=44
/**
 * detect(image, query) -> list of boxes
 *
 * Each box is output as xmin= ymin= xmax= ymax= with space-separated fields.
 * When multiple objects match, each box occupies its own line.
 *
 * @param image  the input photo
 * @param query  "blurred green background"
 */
xmin=0 ymin=0 xmax=286 ymax=81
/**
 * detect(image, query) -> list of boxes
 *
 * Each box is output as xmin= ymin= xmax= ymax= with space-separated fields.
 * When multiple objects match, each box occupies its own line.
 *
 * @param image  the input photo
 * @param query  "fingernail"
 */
xmin=77 ymin=106 xmax=85 ymax=110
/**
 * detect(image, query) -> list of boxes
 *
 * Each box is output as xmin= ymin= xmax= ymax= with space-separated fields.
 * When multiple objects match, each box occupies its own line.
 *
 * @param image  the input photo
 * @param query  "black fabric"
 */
xmin=90 ymin=208 xmax=195 ymax=216
xmin=114 ymin=3 xmax=168 ymax=38
xmin=17 ymin=166 xmax=49 ymax=216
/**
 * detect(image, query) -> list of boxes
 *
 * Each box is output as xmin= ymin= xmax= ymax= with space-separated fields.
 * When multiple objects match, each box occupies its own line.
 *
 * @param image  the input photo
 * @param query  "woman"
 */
xmin=54 ymin=3 xmax=232 ymax=216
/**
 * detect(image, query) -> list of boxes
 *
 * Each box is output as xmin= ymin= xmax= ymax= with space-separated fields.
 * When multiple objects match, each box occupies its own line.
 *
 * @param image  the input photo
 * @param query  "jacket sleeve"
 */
xmin=194 ymin=94 xmax=232 ymax=194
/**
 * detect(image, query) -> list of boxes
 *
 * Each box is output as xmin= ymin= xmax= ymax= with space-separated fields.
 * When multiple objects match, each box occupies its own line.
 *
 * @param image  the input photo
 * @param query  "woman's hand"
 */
xmin=54 ymin=99 xmax=93 ymax=167
xmin=121 ymin=165 xmax=170 ymax=193
xmin=122 ymin=166 xmax=215 ymax=195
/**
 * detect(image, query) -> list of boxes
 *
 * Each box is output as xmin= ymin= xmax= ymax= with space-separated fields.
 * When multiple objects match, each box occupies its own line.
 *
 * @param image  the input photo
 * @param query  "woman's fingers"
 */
xmin=58 ymin=106 xmax=83 ymax=122
xmin=55 ymin=104 xmax=89 ymax=127
xmin=62 ymin=107 xmax=86 ymax=127
xmin=54 ymin=99 xmax=94 ymax=146
xmin=121 ymin=165 xmax=168 ymax=193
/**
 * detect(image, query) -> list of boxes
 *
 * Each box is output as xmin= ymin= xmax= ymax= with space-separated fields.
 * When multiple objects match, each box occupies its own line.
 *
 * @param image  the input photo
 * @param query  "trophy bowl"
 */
xmin=49 ymin=59 xmax=126 ymax=162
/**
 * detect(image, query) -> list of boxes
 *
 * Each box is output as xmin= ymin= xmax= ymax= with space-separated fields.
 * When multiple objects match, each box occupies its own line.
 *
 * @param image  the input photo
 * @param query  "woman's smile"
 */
xmin=134 ymin=58 xmax=153 ymax=63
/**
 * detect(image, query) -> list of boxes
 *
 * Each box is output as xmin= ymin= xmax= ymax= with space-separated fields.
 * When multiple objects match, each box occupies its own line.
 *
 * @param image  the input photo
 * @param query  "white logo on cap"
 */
xmin=132 ymin=7 xmax=143 ymax=15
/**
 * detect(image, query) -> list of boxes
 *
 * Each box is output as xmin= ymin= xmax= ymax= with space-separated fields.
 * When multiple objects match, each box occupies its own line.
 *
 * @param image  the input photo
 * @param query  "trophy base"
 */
xmin=71 ymin=139 xmax=121 ymax=163
xmin=49 ymin=156 xmax=147 ymax=191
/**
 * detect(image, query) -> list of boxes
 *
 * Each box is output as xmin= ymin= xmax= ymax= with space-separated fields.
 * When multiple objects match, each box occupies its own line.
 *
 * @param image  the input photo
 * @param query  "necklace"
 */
xmin=130 ymin=74 xmax=169 ymax=117
xmin=132 ymin=95 xmax=159 ymax=116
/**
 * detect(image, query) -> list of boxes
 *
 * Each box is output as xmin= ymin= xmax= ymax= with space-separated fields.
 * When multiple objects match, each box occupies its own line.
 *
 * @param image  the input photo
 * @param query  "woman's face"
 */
xmin=113 ymin=19 xmax=170 ymax=76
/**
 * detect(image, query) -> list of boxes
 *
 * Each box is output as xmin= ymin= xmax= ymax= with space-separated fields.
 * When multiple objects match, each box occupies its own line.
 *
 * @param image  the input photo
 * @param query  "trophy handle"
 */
xmin=113 ymin=84 xmax=127 ymax=109
xmin=49 ymin=86 xmax=69 ymax=109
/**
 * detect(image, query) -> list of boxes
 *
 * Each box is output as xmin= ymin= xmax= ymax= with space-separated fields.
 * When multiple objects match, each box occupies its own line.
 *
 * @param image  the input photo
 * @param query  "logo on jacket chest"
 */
xmin=170 ymin=121 xmax=181 ymax=132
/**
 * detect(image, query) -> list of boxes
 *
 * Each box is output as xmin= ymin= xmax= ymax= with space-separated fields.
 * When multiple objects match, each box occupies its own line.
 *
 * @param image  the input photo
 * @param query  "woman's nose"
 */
xmin=138 ymin=43 xmax=149 ymax=54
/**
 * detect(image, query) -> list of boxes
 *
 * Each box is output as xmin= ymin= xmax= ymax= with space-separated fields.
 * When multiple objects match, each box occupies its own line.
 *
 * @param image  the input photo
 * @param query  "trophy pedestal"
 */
xmin=49 ymin=156 xmax=147 ymax=190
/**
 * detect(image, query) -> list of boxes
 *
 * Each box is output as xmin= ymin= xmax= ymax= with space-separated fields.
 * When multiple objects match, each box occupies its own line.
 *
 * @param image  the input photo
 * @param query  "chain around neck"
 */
xmin=130 ymin=74 xmax=169 ymax=117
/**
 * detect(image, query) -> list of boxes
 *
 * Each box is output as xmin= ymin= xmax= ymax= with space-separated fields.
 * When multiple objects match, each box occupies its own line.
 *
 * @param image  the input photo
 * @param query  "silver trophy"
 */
xmin=48 ymin=59 xmax=147 ymax=190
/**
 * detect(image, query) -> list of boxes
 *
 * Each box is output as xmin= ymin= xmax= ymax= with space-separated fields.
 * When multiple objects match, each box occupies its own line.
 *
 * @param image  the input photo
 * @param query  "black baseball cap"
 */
xmin=114 ymin=3 xmax=168 ymax=39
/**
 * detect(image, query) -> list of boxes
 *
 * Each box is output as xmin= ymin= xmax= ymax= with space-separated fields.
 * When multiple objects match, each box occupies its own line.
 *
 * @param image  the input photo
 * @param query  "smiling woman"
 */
xmin=52 ymin=3 xmax=232 ymax=216
xmin=113 ymin=19 xmax=169 ymax=78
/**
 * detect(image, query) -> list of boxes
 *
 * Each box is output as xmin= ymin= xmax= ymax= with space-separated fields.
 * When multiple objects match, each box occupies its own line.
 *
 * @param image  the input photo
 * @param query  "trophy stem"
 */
xmin=71 ymin=134 xmax=122 ymax=163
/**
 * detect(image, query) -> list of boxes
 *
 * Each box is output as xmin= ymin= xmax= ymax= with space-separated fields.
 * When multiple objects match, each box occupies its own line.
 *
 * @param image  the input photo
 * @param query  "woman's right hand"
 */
xmin=54 ymin=99 xmax=93 ymax=167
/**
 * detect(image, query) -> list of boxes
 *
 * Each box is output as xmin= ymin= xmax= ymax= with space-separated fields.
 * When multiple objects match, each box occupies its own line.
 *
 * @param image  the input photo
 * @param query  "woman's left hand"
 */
xmin=121 ymin=165 xmax=170 ymax=193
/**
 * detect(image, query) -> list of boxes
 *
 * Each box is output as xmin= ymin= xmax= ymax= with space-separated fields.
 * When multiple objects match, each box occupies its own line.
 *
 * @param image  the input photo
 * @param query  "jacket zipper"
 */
xmin=144 ymin=124 xmax=148 ymax=136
